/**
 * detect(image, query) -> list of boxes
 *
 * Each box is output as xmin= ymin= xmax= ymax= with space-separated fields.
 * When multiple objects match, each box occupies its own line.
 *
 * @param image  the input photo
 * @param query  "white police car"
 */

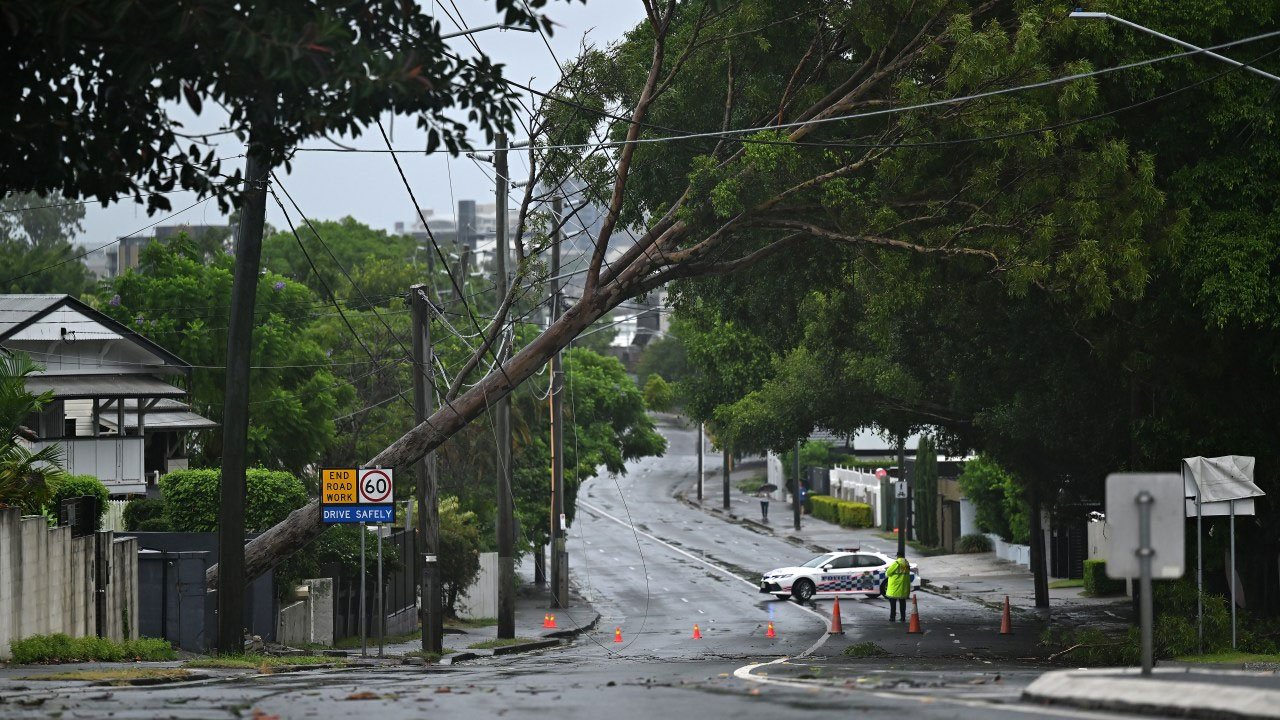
xmin=759 ymin=549 xmax=921 ymax=602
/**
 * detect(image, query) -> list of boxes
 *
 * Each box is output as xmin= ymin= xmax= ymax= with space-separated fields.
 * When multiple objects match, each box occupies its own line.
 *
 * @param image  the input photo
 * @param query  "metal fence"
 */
xmin=329 ymin=528 xmax=418 ymax=640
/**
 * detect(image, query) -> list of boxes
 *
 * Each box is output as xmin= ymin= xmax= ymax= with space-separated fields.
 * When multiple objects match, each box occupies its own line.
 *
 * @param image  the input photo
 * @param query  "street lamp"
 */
xmin=1068 ymin=10 xmax=1280 ymax=84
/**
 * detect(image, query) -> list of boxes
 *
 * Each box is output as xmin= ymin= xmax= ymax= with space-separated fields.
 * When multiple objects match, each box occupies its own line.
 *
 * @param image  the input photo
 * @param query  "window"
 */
xmin=825 ymin=555 xmax=856 ymax=570
xmin=854 ymin=554 xmax=885 ymax=568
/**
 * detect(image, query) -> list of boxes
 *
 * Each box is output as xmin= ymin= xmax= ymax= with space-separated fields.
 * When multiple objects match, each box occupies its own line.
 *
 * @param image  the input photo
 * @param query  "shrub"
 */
xmin=957 ymin=533 xmax=993 ymax=553
xmin=1083 ymin=559 xmax=1125 ymax=596
xmin=159 ymin=468 xmax=307 ymax=532
xmin=8 ymin=634 xmax=175 ymax=663
xmin=123 ymin=498 xmax=171 ymax=531
xmin=642 ymin=374 xmax=674 ymax=412
xmin=46 ymin=474 xmax=108 ymax=530
xmin=809 ymin=495 xmax=873 ymax=528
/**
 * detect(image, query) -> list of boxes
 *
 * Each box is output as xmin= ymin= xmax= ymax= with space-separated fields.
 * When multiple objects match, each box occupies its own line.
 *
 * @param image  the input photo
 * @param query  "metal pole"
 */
xmin=359 ymin=522 xmax=367 ymax=658
xmin=410 ymin=285 xmax=442 ymax=654
xmin=1230 ymin=499 xmax=1237 ymax=649
xmin=494 ymin=133 xmax=516 ymax=639
xmin=793 ymin=439 xmax=802 ymax=531
xmin=1190 ymin=462 xmax=1203 ymax=655
xmin=377 ymin=526 xmax=384 ymax=657
xmin=1137 ymin=490 xmax=1154 ymax=676
xmin=897 ymin=437 xmax=907 ymax=559
xmin=549 ymin=193 xmax=568 ymax=609
xmin=722 ymin=446 xmax=731 ymax=510
xmin=696 ymin=423 xmax=704 ymax=503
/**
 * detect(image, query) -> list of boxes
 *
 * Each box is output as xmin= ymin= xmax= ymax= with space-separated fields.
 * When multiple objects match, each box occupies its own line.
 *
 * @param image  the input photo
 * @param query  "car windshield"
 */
xmin=800 ymin=554 xmax=836 ymax=568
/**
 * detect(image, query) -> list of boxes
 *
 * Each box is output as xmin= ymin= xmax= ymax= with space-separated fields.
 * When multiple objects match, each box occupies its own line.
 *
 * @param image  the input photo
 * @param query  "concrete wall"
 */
xmin=0 ymin=508 xmax=137 ymax=659
xmin=456 ymin=552 xmax=498 ymax=620
xmin=959 ymin=498 xmax=978 ymax=537
xmin=766 ymin=453 xmax=784 ymax=501
xmin=987 ymin=532 xmax=1032 ymax=567
xmin=276 ymin=578 xmax=334 ymax=648
xmin=828 ymin=467 xmax=883 ymax=526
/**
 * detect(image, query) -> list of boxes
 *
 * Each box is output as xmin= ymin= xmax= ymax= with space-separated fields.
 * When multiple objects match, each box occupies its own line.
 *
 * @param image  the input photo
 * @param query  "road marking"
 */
xmin=681 ymin=597 xmax=688 ymax=603
xmin=579 ymin=499 xmax=831 ymax=657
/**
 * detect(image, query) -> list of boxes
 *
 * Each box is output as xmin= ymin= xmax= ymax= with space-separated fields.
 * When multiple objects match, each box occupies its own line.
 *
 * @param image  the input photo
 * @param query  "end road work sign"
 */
xmin=321 ymin=467 xmax=395 ymax=523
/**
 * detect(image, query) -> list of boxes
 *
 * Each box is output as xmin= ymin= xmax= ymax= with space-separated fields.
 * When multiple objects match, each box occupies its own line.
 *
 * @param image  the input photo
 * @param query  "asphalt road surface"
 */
xmin=0 ymin=418 xmax=1151 ymax=719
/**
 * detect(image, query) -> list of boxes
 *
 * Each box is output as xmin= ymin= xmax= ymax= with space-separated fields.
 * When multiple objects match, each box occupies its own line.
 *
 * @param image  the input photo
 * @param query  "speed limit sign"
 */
xmin=358 ymin=467 xmax=394 ymax=504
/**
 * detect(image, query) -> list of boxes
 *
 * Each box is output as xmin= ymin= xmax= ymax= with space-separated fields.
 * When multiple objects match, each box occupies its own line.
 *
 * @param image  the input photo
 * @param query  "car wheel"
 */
xmin=792 ymin=579 xmax=815 ymax=603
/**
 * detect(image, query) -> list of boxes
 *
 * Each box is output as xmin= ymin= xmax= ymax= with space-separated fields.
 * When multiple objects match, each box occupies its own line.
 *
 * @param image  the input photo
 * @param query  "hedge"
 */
xmin=9 ymin=633 xmax=175 ymax=663
xmin=957 ymin=533 xmax=993 ymax=553
xmin=809 ymin=495 xmax=873 ymax=529
xmin=46 ymin=475 xmax=109 ymax=530
xmin=159 ymin=469 xmax=307 ymax=532
xmin=1083 ymin=558 xmax=1125 ymax=596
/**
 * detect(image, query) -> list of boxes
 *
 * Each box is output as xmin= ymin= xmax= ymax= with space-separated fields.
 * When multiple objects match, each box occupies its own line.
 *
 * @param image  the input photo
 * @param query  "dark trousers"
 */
xmin=888 ymin=597 xmax=906 ymax=620
xmin=760 ymin=501 xmax=769 ymax=521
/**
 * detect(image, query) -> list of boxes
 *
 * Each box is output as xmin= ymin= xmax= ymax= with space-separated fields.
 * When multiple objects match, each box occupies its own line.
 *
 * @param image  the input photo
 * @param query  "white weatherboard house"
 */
xmin=0 ymin=294 xmax=216 ymax=495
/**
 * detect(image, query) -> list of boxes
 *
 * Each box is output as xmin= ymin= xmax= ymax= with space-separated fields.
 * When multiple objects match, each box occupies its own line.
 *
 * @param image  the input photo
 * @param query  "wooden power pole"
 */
xmin=409 ymin=284 xmax=442 ymax=653
xmin=549 ymin=194 xmax=568 ymax=608
xmin=494 ymin=133 xmax=516 ymax=638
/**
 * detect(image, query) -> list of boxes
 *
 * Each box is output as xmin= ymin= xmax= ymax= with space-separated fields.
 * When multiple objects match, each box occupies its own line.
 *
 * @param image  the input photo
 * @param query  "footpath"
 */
xmin=681 ymin=457 xmax=1280 ymax=719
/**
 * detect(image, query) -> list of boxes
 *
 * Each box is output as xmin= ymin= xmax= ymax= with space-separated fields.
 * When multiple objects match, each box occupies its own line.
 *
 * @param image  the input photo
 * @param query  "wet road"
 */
xmin=0 ymin=417 xmax=1140 ymax=719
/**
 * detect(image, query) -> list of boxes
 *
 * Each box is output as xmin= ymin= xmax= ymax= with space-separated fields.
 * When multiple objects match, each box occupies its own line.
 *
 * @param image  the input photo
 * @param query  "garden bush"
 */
xmin=1083 ymin=559 xmax=1125 ymax=596
xmin=46 ymin=474 xmax=108 ymax=529
xmin=159 ymin=468 xmax=306 ymax=532
xmin=123 ymin=497 xmax=170 ymax=531
xmin=9 ymin=634 xmax=175 ymax=663
xmin=957 ymin=533 xmax=993 ymax=553
xmin=809 ymin=495 xmax=873 ymax=528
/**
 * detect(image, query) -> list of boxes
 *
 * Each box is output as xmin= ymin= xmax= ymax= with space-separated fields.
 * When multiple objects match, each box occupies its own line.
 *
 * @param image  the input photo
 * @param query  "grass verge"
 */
xmin=445 ymin=617 xmax=498 ymax=629
xmin=184 ymin=654 xmax=342 ymax=670
xmin=842 ymin=642 xmax=889 ymax=658
xmin=8 ymin=634 xmax=176 ymax=664
xmin=735 ymin=476 xmax=768 ymax=494
xmin=331 ymin=629 xmax=422 ymax=649
xmin=467 ymin=637 xmax=537 ymax=650
xmin=872 ymin=533 xmax=949 ymax=557
xmin=1048 ymin=579 xmax=1084 ymax=590
xmin=19 ymin=668 xmax=192 ymax=685
xmin=1174 ymin=651 xmax=1280 ymax=664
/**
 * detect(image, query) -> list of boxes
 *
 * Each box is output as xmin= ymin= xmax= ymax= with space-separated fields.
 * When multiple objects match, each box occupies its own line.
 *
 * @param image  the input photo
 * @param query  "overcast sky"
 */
xmin=78 ymin=1 xmax=645 ymax=247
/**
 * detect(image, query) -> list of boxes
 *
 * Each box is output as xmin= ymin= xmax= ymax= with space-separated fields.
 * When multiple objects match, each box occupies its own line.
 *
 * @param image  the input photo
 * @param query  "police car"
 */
xmin=759 ymin=549 xmax=921 ymax=602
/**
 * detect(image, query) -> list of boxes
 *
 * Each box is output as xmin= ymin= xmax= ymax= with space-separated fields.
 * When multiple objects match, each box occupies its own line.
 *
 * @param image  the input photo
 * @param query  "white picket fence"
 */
xmin=828 ymin=466 xmax=883 ymax=526
xmin=104 ymin=499 xmax=129 ymax=532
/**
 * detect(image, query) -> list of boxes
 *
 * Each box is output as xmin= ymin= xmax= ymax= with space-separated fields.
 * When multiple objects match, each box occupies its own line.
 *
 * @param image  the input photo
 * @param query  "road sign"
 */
xmin=1105 ymin=473 xmax=1185 ymax=579
xmin=875 ymin=467 xmax=888 ymax=480
xmin=895 ymin=481 xmax=908 ymax=499
xmin=359 ymin=467 xmax=394 ymax=504
xmin=321 ymin=467 xmax=395 ymax=524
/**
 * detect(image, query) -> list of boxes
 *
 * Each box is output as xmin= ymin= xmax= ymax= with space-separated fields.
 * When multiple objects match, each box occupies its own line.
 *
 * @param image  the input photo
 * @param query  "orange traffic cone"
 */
xmin=543 ymin=613 xmax=553 ymax=628
xmin=614 ymin=627 xmax=623 ymax=643
xmin=692 ymin=624 xmax=703 ymax=639
xmin=766 ymin=621 xmax=777 ymax=639
xmin=1000 ymin=595 xmax=1012 ymax=636
xmin=829 ymin=597 xmax=845 ymax=635
xmin=907 ymin=594 xmax=922 ymax=634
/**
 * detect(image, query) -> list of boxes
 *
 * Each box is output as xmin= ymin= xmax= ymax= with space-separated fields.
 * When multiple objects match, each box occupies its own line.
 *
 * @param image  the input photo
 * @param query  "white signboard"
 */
xmin=358 ymin=467 xmax=394 ymax=505
xmin=1105 ymin=473 xmax=1185 ymax=580
xmin=895 ymin=481 xmax=908 ymax=499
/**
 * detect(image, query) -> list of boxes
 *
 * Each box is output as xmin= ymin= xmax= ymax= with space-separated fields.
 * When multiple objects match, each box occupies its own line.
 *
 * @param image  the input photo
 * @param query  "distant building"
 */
xmin=80 ymin=245 xmax=118 ymax=280
xmin=83 ymin=223 xmax=229 ymax=279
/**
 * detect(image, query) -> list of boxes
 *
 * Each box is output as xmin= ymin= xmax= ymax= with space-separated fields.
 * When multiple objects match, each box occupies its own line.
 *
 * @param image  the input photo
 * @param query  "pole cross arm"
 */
xmin=1070 ymin=11 xmax=1280 ymax=84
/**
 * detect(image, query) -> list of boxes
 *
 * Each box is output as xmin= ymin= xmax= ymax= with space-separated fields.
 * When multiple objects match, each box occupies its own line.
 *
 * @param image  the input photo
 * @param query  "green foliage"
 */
xmin=781 ymin=440 xmax=835 ymax=483
xmin=957 ymin=533 xmax=993 ymax=553
xmin=0 ymin=352 xmax=65 ymax=512
xmin=809 ymin=495 xmax=873 ymax=529
xmin=123 ymin=498 xmax=171 ymax=532
xmin=438 ymin=496 xmax=482 ymax=615
xmin=913 ymin=436 xmax=939 ymax=547
xmin=843 ymin=641 xmax=889 ymax=658
xmin=1082 ymin=559 xmax=1124 ymax=597
xmin=642 ymin=374 xmax=674 ymax=412
xmin=8 ymin=634 xmax=175 ymax=664
xmin=158 ymin=468 xmax=307 ymax=533
xmin=275 ymin=524 xmax=401 ymax=601
xmin=46 ymin=475 xmax=108 ymax=530
xmin=634 ymin=334 xmax=689 ymax=388
xmin=261 ymin=218 xmax=418 ymax=299
xmin=0 ymin=192 xmax=91 ymax=296
xmin=956 ymin=456 xmax=1029 ymax=545
xmin=101 ymin=241 xmax=349 ymax=474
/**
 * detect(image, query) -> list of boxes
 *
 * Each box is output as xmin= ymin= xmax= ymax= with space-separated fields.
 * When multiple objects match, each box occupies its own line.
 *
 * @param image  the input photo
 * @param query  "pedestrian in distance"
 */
xmin=756 ymin=488 xmax=771 ymax=523
xmin=885 ymin=553 xmax=910 ymax=622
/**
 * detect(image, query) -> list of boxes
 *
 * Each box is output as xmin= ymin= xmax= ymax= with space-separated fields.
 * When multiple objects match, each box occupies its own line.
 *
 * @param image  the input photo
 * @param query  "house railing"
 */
xmin=32 ymin=437 xmax=144 ymax=485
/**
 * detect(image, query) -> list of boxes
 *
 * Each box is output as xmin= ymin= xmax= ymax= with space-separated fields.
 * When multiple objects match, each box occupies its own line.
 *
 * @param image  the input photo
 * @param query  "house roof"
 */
xmin=26 ymin=374 xmax=188 ymax=399
xmin=0 ymin=294 xmax=191 ymax=373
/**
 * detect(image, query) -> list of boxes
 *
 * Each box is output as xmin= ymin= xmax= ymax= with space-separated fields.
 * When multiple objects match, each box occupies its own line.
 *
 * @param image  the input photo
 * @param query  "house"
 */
xmin=0 ymin=295 xmax=216 ymax=496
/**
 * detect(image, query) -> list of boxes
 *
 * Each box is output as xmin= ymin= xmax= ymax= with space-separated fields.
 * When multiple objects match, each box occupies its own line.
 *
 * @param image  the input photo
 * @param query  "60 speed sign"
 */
xmin=358 ymin=468 xmax=393 ymax=503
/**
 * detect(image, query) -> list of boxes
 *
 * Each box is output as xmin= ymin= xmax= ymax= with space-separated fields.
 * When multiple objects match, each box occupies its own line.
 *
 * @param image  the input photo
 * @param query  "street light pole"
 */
xmin=1068 ymin=11 xmax=1280 ymax=84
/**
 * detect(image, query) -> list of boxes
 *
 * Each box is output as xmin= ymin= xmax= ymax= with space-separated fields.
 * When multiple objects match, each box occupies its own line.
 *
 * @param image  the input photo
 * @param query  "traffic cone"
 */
xmin=1000 ymin=596 xmax=1012 ymax=636
xmin=766 ymin=621 xmax=776 ymax=639
xmin=907 ymin=594 xmax=922 ymax=634
xmin=692 ymin=624 xmax=703 ymax=639
xmin=829 ymin=597 xmax=845 ymax=635
xmin=543 ymin=613 xmax=553 ymax=628
xmin=614 ymin=627 xmax=623 ymax=643
xmin=549 ymin=614 xmax=558 ymax=629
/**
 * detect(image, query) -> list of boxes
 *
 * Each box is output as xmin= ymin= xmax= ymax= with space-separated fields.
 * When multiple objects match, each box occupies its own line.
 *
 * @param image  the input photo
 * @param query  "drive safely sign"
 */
xmin=321 ymin=467 xmax=395 ymax=524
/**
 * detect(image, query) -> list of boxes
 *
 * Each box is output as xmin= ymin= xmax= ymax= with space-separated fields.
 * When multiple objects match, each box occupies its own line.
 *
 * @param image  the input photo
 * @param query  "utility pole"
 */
xmin=494 ymin=133 xmax=516 ymax=639
xmin=549 ymin=194 xmax=568 ymax=609
xmin=696 ymin=422 xmax=703 ymax=503
xmin=896 ymin=436 xmax=907 ymax=559
xmin=793 ymin=439 xmax=802 ymax=531
xmin=722 ymin=446 xmax=730 ymax=510
xmin=409 ymin=284 xmax=442 ymax=654
xmin=217 ymin=145 xmax=269 ymax=654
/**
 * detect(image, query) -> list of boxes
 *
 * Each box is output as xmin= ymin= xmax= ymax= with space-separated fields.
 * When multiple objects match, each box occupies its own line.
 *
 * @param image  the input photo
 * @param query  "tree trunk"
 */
xmin=208 ymin=292 xmax=612 ymax=587
xmin=1029 ymin=487 xmax=1050 ymax=608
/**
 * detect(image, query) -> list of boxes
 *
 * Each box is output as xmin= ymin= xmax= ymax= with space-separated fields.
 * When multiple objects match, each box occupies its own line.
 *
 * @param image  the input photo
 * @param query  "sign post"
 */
xmin=321 ymin=467 xmax=396 ymax=658
xmin=1105 ymin=473 xmax=1185 ymax=675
